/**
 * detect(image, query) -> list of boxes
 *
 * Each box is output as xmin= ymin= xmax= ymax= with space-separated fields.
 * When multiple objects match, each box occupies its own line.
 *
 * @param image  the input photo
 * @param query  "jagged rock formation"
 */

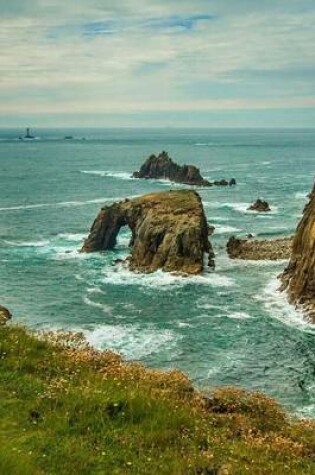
xmin=227 ymin=236 xmax=292 ymax=260
xmin=0 ymin=305 xmax=12 ymax=325
xmin=133 ymin=151 xmax=235 ymax=187
xmin=248 ymin=199 xmax=271 ymax=212
xmin=280 ymin=184 xmax=315 ymax=322
xmin=81 ymin=190 xmax=214 ymax=274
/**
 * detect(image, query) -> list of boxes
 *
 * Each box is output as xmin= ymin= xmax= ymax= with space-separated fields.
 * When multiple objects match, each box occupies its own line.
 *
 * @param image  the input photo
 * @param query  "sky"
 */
xmin=0 ymin=0 xmax=314 ymax=128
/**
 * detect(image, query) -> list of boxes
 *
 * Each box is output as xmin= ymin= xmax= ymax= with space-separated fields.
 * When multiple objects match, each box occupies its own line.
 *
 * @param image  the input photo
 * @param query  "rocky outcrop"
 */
xmin=248 ymin=199 xmax=271 ymax=212
xmin=133 ymin=151 xmax=235 ymax=187
xmin=81 ymin=190 xmax=214 ymax=274
xmin=227 ymin=236 xmax=292 ymax=260
xmin=280 ymin=184 xmax=315 ymax=322
xmin=0 ymin=305 xmax=12 ymax=325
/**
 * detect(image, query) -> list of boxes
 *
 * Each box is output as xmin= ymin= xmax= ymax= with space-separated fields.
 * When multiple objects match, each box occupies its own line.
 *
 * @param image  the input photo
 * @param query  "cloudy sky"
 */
xmin=1 ymin=0 xmax=314 ymax=127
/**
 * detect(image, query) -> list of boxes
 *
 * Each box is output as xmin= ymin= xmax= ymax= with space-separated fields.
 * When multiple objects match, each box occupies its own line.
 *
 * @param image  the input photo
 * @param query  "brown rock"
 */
xmin=0 ymin=305 xmax=12 ymax=325
xmin=248 ymin=199 xmax=271 ymax=212
xmin=227 ymin=236 xmax=292 ymax=260
xmin=280 ymin=182 xmax=315 ymax=322
xmin=81 ymin=190 xmax=214 ymax=275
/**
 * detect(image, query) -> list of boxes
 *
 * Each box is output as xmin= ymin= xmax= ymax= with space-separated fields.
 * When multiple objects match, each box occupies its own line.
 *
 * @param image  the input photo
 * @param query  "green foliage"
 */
xmin=0 ymin=325 xmax=314 ymax=474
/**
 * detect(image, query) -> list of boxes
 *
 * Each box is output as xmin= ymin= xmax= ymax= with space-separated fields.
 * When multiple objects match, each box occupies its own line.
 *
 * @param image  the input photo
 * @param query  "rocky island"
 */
xmin=248 ymin=199 xmax=271 ymax=212
xmin=133 ymin=151 xmax=236 ymax=187
xmin=81 ymin=190 xmax=215 ymax=274
xmin=280 ymin=182 xmax=315 ymax=322
xmin=227 ymin=236 xmax=292 ymax=260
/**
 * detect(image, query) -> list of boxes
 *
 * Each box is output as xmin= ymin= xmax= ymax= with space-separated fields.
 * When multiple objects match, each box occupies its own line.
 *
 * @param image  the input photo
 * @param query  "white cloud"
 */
xmin=0 ymin=0 xmax=314 ymax=123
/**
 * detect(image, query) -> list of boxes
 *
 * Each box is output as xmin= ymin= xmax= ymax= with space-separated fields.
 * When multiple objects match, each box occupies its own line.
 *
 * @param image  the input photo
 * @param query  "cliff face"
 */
xmin=280 ymin=184 xmax=315 ymax=322
xmin=81 ymin=190 xmax=214 ymax=274
xmin=133 ymin=151 xmax=211 ymax=186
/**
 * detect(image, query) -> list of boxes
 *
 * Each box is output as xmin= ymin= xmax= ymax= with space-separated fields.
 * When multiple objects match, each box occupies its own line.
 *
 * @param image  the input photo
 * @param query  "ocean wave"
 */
xmin=83 ymin=324 xmax=178 ymax=359
xmin=259 ymin=277 xmax=315 ymax=334
xmin=205 ymin=201 xmax=279 ymax=215
xmin=295 ymin=191 xmax=309 ymax=200
xmin=100 ymin=264 xmax=236 ymax=290
xmin=3 ymin=239 xmax=50 ymax=248
xmin=214 ymin=225 xmax=242 ymax=234
xmin=80 ymin=170 xmax=133 ymax=181
xmin=83 ymin=295 xmax=112 ymax=315
xmin=57 ymin=233 xmax=86 ymax=242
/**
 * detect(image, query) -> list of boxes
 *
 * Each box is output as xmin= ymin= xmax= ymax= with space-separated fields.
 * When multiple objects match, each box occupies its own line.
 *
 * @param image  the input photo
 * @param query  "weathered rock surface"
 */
xmin=227 ymin=236 xmax=292 ymax=260
xmin=0 ymin=305 xmax=12 ymax=325
xmin=248 ymin=199 xmax=271 ymax=212
xmin=81 ymin=190 xmax=214 ymax=274
xmin=133 ymin=151 xmax=235 ymax=187
xmin=280 ymin=184 xmax=315 ymax=322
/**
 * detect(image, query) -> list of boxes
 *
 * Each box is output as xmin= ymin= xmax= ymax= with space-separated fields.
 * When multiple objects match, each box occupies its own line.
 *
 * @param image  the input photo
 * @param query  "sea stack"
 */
xmin=248 ymin=199 xmax=271 ymax=212
xmin=81 ymin=190 xmax=215 ymax=274
xmin=133 ymin=151 xmax=212 ymax=186
xmin=0 ymin=305 xmax=12 ymax=325
xmin=280 ymin=182 xmax=315 ymax=322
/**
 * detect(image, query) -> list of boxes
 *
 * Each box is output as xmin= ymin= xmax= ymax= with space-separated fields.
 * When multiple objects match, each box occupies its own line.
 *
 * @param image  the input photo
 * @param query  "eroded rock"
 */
xmin=227 ymin=236 xmax=292 ymax=260
xmin=280 ymin=183 xmax=315 ymax=322
xmin=82 ymin=190 xmax=214 ymax=274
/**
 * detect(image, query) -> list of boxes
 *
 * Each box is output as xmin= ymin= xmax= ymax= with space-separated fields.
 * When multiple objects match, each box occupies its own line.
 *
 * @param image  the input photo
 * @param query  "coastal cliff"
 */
xmin=280 ymin=183 xmax=315 ymax=322
xmin=133 ymin=151 xmax=235 ymax=187
xmin=81 ymin=190 xmax=214 ymax=274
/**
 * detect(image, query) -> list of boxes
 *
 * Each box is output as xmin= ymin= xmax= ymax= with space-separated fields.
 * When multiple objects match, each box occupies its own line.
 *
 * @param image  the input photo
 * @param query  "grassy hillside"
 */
xmin=0 ymin=324 xmax=314 ymax=474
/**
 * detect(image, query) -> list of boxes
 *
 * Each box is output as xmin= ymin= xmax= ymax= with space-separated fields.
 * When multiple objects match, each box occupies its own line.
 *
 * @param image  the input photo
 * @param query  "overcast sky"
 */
xmin=0 ymin=0 xmax=314 ymax=127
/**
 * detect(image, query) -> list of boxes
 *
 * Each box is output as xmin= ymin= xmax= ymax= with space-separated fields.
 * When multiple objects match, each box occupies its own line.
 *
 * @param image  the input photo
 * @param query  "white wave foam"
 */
xmin=205 ymin=201 xmax=279 ymax=215
xmin=57 ymin=233 xmax=86 ymax=242
xmin=0 ymin=197 xmax=110 ymax=212
xmin=295 ymin=192 xmax=308 ymax=200
xmin=3 ymin=239 xmax=50 ymax=248
xmin=80 ymin=170 xmax=133 ymax=181
xmin=259 ymin=276 xmax=315 ymax=334
xmin=100 ymin=265 xmax=236 ymax=290
xmin=214 ymin=225 xmax=242 ymax=234
xmin=84 ymin=324 xmax=178 ymax=359
xmin=83 ymin=295 xmax=112 ymax=315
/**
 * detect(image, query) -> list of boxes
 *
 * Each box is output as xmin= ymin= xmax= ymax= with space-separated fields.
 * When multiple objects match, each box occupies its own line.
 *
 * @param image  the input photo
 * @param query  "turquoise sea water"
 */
xmin=0 ymin=128 xmax=314 ymax=417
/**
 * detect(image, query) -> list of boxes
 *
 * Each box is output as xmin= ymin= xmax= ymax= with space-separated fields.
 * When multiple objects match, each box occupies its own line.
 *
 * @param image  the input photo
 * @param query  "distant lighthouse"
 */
xmin=24 ymin=127 xmax=34 ymax=139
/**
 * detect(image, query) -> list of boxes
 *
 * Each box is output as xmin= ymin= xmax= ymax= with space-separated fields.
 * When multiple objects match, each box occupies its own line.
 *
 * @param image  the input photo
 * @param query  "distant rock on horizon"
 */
xmin=133 ymin=151 xmax=236 ymax=188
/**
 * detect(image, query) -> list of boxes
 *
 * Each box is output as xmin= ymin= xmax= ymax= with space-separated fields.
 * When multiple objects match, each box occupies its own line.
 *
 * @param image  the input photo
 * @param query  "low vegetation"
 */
xmin=0 ymin=324 xmax=314 ymax=474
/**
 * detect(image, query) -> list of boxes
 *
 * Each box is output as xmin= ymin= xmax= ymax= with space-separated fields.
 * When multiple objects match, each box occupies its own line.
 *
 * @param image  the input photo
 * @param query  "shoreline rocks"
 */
xmin=227 ymin=236 xmax=292 ymax=260
xmin=81 ymin=190 xmax=214 ymax=275
xmin=280 ymin=182 xmax=315 ymax=322
xmin=0 ymin=305 xmax=12 ymax=325
xmin=133 ymin=151 xmax=236 ymax=187
xmin=248 ymin=199 xmax=271 ymax=212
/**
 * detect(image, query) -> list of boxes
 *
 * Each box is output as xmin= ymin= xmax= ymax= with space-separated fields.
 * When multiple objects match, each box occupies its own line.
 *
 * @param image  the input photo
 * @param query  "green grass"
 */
xmin=0 ymin=325 xmax=314 ymax=474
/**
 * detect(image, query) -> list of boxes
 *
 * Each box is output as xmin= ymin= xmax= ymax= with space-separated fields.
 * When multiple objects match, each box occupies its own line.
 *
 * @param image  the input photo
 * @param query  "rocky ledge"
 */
xmin=0 ymin=305 xmax=12 ymax=325
xmin=227 ymin=236 xmax=292 ymax=260
xmin=248 ymin=199 xmax=271 ymax=212
xmin=81 ymin=190 xmax=214 ymax=274
xmin=280 ymin=183 xmax=315 ymax=322
xmin=133 ymin=151 xmax=236 ymax=187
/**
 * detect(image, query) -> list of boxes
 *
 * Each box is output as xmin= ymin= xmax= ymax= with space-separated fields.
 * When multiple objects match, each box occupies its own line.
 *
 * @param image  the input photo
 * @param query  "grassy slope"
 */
xmin=0 ymin=325 xmax=314 ymax=475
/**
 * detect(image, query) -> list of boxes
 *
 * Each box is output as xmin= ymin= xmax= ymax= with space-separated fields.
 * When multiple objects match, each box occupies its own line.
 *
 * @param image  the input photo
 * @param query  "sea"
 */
xmin=0 ymin=127 xmax=314 ymax=418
